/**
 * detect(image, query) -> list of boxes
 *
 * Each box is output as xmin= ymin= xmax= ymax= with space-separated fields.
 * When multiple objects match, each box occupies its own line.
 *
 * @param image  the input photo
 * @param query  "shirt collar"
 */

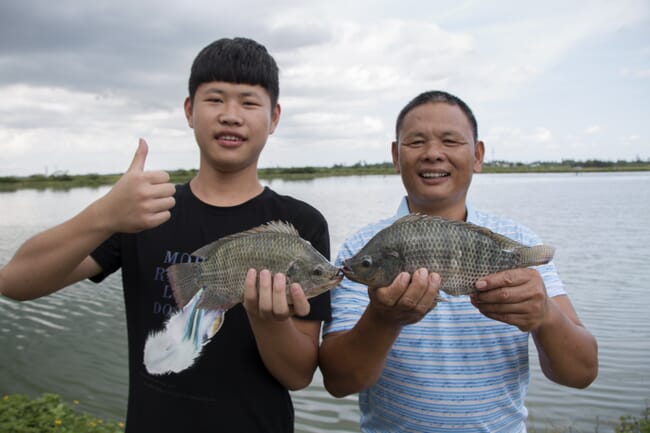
xmin=395 ymin=196 xmax=410 ymax=218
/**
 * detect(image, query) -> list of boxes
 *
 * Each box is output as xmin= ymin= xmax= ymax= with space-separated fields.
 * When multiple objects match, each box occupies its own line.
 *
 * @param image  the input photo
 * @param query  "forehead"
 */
xmin=400 ymin=102 xmax=473 ymax=136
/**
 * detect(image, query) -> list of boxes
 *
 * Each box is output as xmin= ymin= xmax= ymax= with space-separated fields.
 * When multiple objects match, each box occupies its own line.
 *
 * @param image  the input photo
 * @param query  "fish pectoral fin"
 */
xmin=205 ymin=311 xmax=225 ymax=340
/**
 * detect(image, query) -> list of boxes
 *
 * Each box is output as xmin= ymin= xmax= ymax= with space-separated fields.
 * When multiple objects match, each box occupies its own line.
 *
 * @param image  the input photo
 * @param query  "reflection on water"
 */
xmin=1 ymin=173 xmax=649 ymax=432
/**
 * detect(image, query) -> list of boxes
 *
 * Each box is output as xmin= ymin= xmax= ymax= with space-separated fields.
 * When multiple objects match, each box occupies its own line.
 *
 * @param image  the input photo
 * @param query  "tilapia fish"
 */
xmin=144 ymin=221 xmax=342 ymax=375
xmin=342 ymin=213 xmax=555 ymax=296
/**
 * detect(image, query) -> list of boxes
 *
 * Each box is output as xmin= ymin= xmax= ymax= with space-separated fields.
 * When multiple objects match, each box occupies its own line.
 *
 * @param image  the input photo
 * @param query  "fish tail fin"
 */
xmin=518 ymin=244 xmax=556 ymax=267
xmin=167 ymin=262 xmax=202 ymax=308
xmin=144 ymin=289 xmax=224 ymax=375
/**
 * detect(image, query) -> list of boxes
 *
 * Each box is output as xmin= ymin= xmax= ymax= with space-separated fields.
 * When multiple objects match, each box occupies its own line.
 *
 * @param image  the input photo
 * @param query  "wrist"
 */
xmin=363 ymin=304 xmax=403 ymax=336
xmin=83 ymin=197 xmax=117 ymax=236
xmin=531 ymin=295 xmax=557 ymax=335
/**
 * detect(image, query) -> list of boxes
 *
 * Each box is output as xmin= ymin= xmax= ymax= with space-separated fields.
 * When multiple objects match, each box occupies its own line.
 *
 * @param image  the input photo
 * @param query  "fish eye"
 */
xmin=312 ymin=267 xmax=323 ymax=277
xmin=361 ymin=257 xmax=372 ymax=268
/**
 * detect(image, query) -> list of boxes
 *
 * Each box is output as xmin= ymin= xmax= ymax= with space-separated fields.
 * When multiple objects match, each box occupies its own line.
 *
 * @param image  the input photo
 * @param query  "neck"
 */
xmin=190 ymin=167 xmax=264 ymax=207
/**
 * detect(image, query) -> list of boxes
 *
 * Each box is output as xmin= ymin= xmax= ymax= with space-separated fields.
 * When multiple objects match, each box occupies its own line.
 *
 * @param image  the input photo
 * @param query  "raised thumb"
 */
xmin=127 ymin=138 xmax=148 ymax=172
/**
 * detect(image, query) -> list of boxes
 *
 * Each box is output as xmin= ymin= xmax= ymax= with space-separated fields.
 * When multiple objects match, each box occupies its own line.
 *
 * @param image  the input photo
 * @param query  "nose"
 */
xmin=422 ymin=140 xmax=446 ymax=162
xmin=218 ymin=102 xmax=243 ymax=126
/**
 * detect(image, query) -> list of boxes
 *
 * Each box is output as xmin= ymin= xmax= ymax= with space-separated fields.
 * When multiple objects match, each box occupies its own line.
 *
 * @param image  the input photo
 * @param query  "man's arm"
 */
xmin=471 ymin=268 xmax=598 ymax=388
xmin=319 ymin=270 xmax=439 ymax=397
xmin=243 ymin=269 xmax=323 ymax=390
xmin=0 ymin=139 xmax=175 ymax=301
xmin=531 ymin=295 xmax=598 ymax=388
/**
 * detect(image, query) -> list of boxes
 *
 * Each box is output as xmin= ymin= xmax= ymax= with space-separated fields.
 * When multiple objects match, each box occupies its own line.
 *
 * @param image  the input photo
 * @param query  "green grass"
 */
xmin=1 ymin=393 xmax=649 ymax=433
xmin=0 ymin=394 xmax=124 ymax=433
xmin=615 ymin=406 xmax=650 ymax=433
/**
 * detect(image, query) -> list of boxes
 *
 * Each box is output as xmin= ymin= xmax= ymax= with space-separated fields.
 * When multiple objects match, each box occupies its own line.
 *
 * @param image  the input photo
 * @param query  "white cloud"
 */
xmin=0 ymin=0 xmax=648 ymax=175
xmin=278 ymin=19 xmax=471 ymax=97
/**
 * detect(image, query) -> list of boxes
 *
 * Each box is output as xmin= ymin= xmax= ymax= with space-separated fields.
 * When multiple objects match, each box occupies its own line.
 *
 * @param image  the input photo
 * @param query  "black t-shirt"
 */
xmin=90 ymin=184 xmax=332 ymax=433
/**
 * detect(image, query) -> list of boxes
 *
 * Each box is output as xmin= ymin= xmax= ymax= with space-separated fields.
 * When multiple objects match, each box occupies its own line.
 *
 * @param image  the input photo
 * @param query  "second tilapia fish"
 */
xmin=342 ymin=213 xmax=555 ymax=296
xmin=144 ymin=221 xmax=342 ymax=375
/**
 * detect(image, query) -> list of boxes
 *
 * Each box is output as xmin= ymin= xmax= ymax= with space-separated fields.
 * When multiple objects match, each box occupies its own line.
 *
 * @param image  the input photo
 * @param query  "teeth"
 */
xmin=421 ymin=172 xmax=448 ymax=178
xmin=219 ymin=135 xmax=241 ymax=141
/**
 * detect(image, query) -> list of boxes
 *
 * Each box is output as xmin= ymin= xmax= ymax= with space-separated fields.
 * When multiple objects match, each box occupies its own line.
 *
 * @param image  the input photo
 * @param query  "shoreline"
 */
xmin=1 ymin=162 xmax=649 ymax=192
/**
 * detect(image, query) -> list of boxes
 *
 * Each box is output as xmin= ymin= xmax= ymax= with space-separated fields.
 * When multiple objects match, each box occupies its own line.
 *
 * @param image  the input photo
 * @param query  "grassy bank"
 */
xmin=1 ymin=160 xmax=649 ymax=191
xmin=0 ymin=394 xmax=124 ymax=433
xmin=1 ymin=393 xmax=649 ymax=433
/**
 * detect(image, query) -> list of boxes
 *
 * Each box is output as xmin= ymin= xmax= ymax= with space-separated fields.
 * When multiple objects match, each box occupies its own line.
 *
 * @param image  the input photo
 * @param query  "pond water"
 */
xmin=1 ymin=172 xmax=649 ymax=432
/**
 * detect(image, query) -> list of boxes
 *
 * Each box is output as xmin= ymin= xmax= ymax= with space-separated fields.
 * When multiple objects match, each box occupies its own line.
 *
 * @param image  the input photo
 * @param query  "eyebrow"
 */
xmin=202 ymin=87 xmax=261 ymax=99
xmin=440 ymin=131 xmax=465 ymax=138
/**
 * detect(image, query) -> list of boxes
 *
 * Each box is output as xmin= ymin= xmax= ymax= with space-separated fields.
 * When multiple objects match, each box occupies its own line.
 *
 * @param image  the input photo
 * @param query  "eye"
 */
xmin=405 ymin=139 xmax=425 ymax=148
xmin=361 ymin=257 xmax=372 ymax=268
xmin=312 ymin=267 xmax=323 ymax=277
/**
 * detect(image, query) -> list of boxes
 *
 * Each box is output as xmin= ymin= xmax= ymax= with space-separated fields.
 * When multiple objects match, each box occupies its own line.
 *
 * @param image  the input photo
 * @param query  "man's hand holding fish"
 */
xmin=471 ymin=267 xmax=551 ymax=332
xmin=366 ymin=268 xmax=440 ymax=328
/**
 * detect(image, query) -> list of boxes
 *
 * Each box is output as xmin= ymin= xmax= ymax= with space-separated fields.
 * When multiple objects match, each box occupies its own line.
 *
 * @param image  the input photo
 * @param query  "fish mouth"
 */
xmin=340 ymin=265 xmax=354 ymax=278
xmin=314 ymin=273 xmax=344 ymax=292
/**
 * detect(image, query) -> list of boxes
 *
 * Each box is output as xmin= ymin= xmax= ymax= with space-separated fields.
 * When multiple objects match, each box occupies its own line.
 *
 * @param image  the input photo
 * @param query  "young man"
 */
xmin=318 ymin=90 xmax=598 ymax=433
xmin=0 ymin=37 xmax=331 ymax=433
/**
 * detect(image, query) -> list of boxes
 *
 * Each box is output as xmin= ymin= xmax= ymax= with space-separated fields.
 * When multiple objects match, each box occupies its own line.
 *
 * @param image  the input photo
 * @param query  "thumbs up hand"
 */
xmin=96 ymin=139 xmax=176 ymax=234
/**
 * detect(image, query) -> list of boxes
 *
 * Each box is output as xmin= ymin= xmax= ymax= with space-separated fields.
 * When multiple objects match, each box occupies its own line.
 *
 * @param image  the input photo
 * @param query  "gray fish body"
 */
xmin=167 ymin=221 xmax=342 ymax=311
xmin=342 ymin=214 xmax=555 ymax=296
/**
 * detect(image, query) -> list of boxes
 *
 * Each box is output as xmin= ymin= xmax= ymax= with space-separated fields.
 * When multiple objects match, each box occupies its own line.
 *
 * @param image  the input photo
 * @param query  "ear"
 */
xmin=268 ymin=103 xmax=281 ymax=135
xmin=473 ymin=140 xmax=485 ymax=173
xmin=391 ymin=141 xmax=401 ymax=174
xmin=184 ymin=97 xmax=194 ymax=129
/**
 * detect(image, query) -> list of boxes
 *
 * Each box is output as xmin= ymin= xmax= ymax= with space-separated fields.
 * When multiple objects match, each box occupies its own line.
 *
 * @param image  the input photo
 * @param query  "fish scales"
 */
xmin=342 ymin=213 xmax=555 ymax=296
xmin=167 ymin=221 xmax=342 ymax=311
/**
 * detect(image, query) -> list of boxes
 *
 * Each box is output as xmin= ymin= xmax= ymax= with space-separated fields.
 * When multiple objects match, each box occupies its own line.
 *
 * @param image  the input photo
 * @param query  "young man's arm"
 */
xmin=318 ymin=269 xmax=440 ymax=397
xmin=0 ymin=139 xmax=175 ymax=301
xmin=243 ymin=269 xmax=324 ymax=390
xmin=471 ymin=268 xmax=598 ymax=388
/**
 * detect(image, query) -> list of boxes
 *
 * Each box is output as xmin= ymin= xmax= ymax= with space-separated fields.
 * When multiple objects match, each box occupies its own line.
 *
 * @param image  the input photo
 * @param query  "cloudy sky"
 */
xmin=1 ymin=0 xmax=648 ymax=176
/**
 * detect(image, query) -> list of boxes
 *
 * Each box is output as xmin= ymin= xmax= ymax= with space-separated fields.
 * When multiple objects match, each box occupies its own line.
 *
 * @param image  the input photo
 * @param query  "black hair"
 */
xmin=188 ymin=37 xmax=279 ymax=107
xmin=395 ymin=90 xmax=478 ymax=142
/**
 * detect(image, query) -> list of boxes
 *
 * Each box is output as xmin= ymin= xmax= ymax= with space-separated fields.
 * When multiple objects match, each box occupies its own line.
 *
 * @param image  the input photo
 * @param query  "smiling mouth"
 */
xmin=216 ymin=134 xmax=244 ymax=143
xmin=420 ymin=172 xmax=450 ymax=179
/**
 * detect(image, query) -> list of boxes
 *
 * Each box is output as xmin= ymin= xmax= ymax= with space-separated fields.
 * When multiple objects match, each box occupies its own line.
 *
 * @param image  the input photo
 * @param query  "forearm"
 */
xmin=0 ymin=200 xmax=111 ymax=300
xmin=248 ymin=316 xmax=320 ymax=390
xmin=532 ymin=296 xmax=598 ymax=388
xmin=319 ymin=307 xmax=401 ymax=397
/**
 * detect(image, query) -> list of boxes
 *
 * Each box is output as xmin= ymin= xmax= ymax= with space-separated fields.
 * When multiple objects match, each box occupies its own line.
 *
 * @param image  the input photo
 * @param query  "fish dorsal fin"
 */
xmin=393 ymin=213 xmax=431 ymax=225
xmin=395 ymin=213 xmax=524 ymax=250
xmin=191 ymin=221 xmax=299 ymax=258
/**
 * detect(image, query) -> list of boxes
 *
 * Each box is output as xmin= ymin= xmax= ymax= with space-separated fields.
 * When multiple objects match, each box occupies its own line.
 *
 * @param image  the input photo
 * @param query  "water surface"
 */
xmin=1 ymin=172 xmax=649 ymax=432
